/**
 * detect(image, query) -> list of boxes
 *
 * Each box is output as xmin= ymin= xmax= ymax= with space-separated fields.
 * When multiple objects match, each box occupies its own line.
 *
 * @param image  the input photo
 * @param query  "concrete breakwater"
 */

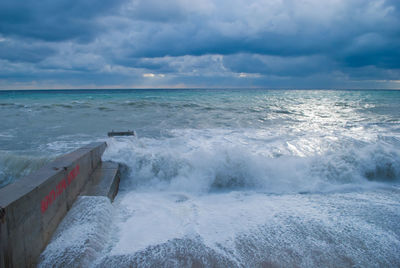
xmin=0 ymin=142 xmax=120 ymax=267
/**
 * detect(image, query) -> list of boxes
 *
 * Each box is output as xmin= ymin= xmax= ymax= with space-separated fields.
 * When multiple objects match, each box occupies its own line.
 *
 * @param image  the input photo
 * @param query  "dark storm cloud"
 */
xmin=117 ymin=0 xmax=400 ymax=67
xmin=122 ymin=25 xmax=341 ymax=59
xmin=337 ymin=33 xmax=400 ymax=69
xmin=0 ymin=39 xmax=56 ymax=63
xmin=124 ymin=0 xmax=189 ymax=22
xmin=0 ymin=0 xmax=399 ymax=89
xmin=0 ymin=0 xmax=127 ymax=42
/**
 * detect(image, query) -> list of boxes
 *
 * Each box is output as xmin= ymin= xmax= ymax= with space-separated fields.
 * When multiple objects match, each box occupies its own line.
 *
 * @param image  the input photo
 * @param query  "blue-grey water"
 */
xmin=1 ymin=89 xmax=400 ymax=267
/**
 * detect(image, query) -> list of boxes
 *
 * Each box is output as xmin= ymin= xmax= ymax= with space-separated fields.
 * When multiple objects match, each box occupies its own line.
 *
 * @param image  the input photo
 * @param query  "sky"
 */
xmin=0 ymin=0 xmax=399 ymax=89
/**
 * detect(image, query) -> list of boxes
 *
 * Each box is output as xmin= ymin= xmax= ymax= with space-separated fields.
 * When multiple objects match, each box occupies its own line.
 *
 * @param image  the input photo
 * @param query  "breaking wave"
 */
xmin=0 ymin=152 xmax=51 ymax=187
xmin=103 ymin=133 xmax=400 ymax=194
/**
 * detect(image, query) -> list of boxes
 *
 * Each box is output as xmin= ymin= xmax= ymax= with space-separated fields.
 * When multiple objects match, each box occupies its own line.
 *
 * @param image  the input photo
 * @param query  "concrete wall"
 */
xmin=0 ymin=142 xmax=106 ymax=268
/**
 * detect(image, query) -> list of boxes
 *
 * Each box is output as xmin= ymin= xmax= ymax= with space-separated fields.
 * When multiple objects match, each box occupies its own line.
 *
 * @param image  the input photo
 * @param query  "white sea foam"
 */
xmin=93 ymin=189 xmax=400 ymax=267
xmin=40 ymin=188 xmax=400 ymax=267
xmin=38 ymin=196 xmax=114 ymax=267
xmin=102 ymin=130 xmax=400 ymax=194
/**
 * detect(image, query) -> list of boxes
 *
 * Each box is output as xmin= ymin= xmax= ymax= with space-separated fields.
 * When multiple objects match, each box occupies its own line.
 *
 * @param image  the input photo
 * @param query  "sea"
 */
xmin=0 ymin=89 xmax=399 ymax=267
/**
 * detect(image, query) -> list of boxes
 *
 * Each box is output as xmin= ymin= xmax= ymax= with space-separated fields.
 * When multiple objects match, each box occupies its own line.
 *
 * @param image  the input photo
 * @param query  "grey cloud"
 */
xmin=222 ymin=54 xmax=335 ymax=77
xmin=124 ymin=0 xmax=187 ymax=22
xmin=337 ymin=34 xmax=400 ymax=69
xmin=0 ymin=0 xmax=127 ymax=42
xmin=123 ymin=0 xmax=214 ymax=22
xmin=113 ymin=57 xmax=175 ymax=73
xmin=0 ymin=0 xmax=399 ymax=89
xmin=114 ymin=0 xmax=400 ymax=69
xmin=0 ymin=39 xmax=56 ymax=63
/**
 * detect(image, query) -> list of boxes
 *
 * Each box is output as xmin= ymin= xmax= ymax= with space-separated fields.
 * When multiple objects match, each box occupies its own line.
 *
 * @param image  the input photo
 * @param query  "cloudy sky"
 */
xmin=0 ymin=0 xmax=399 ymax=89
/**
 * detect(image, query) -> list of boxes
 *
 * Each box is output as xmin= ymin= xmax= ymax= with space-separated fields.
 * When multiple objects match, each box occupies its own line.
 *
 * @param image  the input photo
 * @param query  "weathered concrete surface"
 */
xmin=81 ymin=161 xmax=120 ymax=202
xmin=0 ymin=142 xmax=106 ymax=268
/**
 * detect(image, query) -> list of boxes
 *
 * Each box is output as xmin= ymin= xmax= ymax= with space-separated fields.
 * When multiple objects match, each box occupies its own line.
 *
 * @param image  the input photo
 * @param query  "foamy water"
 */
xmin=1 ymin=89 xmax=399 ymax=266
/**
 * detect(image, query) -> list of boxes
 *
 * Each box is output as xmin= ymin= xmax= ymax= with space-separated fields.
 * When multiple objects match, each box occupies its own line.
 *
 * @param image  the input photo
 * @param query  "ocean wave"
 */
xmin=122 ymin=100 xmax=204 ymax=110
xmin=98 ymin=106 xmax=114 ymax=111
xmin=0 ymin=102 xmax=26 ymax=108
xmin=50 ymin=103 xmax=74 ymax=109
xmin=103 ymin=132 xmax=400 ymax=194
xmin=0 ymin=102 xmax=94 ymax=111
xmin=0 ymin=152 xmax=52 ymax=187
xmin=122 ymin=100 xmax=171 ymax=108
xmin=0 ymin=102 xmax=15 ymax=107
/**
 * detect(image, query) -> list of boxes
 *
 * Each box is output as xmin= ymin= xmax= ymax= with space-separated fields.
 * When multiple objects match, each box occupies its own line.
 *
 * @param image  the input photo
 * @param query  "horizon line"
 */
xmin=1 ymin=88 xmax=400 ymax=91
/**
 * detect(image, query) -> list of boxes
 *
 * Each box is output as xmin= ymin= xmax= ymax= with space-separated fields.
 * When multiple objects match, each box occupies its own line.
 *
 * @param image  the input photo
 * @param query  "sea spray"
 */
xmin=38 ymin=196 xmax=114 ymax=267
xmin=103 ymin=133 xmax=400 ymax=194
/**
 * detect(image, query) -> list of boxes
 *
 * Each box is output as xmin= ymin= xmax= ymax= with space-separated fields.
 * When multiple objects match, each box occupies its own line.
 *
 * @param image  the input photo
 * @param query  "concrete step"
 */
xmin=80 ymin=161 xmax=120 ymax=202
xmin=0 ymin=142 xmax=108 ymax=268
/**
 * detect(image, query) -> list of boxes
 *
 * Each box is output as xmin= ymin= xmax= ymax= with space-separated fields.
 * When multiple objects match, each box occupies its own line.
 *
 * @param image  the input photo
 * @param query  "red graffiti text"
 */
xmin=41 ymin=164 xmax=80 ymax=213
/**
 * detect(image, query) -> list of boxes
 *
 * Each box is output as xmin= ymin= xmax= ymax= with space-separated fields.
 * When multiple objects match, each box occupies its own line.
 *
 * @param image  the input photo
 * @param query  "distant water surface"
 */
xmin=1 ymin=89 xmax=399 ymax=267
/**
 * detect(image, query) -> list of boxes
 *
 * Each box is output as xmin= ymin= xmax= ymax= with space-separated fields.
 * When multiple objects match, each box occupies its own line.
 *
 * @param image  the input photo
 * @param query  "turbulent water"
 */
xmin=1 ymin=89 xmax=400 ymax=267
